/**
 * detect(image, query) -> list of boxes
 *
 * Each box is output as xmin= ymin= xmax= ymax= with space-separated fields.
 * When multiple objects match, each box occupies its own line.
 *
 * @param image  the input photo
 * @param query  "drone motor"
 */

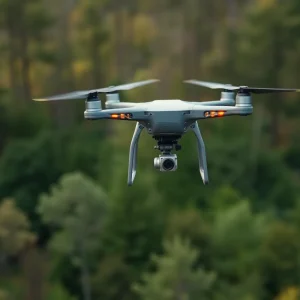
xmin=236 ymin=92 xmax=252 ymax=107
xmin=220 ymin=91 xmax=235 ymax=101
xmin=85 ymin=92 xmax=102 ymax=119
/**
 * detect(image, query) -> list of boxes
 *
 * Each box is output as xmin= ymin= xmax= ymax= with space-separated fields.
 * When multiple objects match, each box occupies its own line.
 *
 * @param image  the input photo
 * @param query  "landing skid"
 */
xmin=127 ymin=122 xmax=144 ymax=186
xmin=188 ymin=122 xmax=209 ymax=184
xmin=127 ymin=121 xmax=208 ymax=186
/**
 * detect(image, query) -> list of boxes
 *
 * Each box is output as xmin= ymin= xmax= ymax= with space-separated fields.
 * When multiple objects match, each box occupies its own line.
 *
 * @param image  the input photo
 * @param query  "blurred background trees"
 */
xmin=1 ymin=0 xmax=300 ymax=299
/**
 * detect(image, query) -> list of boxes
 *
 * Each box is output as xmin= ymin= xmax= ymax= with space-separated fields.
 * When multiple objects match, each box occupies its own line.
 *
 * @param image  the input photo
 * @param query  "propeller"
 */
xmin=184 ymin=79 xmax=300 ymax=94
xmin=33 ymin=79 xmax=160 ymax=101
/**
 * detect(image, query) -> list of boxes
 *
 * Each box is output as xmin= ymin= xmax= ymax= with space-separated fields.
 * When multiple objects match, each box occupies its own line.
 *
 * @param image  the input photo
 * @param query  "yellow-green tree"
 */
xmin=0 ymin=289 xmax=10 ymax=300
xmin=0 ymin=198 xmax=35 ymax=270
xmin=0 ymin=0 xmax=53 ymax=101
xmin=261 ymin=221 xmax=300 ymax=299
xmin=275 ymin=287 xmax=299 ymax=300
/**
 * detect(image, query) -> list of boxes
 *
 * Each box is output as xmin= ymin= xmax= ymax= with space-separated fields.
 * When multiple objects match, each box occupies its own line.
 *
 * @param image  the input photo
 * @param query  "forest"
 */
xmin=1 ymin=0 xmax=300 ymax=299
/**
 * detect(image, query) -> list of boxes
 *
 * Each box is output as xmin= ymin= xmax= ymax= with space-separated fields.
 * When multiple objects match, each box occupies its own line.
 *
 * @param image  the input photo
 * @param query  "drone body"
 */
xmin=33 ymin=79 xmax=299 ymax=186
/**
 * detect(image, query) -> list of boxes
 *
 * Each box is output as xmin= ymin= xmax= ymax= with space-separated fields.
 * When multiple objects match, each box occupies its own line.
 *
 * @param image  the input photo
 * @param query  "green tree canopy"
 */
xmin=38 ymin=172 xmax=108 ymax=300
xmin=0 ymin=126 xmax=110 ymax=241
xmin=260 ymin=221 xmax=300 ymax=298
xmin=133 ymin=235 xmax=216 ymax=300
xmin=210 ymin=200 xmax=267 ymax=299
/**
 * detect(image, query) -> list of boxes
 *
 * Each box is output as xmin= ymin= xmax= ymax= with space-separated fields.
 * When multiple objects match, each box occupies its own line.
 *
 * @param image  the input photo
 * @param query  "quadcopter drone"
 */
xmin=33 ymin=79 xmax=300 ymax=186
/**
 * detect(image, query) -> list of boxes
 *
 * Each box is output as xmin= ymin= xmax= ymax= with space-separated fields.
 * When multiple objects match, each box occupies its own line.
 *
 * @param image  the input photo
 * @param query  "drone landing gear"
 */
xmin=128 ymin=122 xmax=144 ymax=186
xmin=189 ymin=122 xmax=209 ymax=184
xmin=152 ymin=123 xmax=208 ymax=184
xmin=127 ymin=121 xmax=209 ymax=186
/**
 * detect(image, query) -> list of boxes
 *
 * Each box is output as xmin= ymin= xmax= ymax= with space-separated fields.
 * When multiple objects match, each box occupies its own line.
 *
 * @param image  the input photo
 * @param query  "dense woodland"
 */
xmin=1 ymin=0 xmax=300 ymax=299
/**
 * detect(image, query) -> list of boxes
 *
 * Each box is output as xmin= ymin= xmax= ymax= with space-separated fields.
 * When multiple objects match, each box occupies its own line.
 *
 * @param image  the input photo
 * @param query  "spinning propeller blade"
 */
xmin=33 ymin=79 xmax=160 ymax=101
xmin=184 ymin=80 xmax=239 ymax=91
xmin=184 ymin=79 xmax=300 ymax=94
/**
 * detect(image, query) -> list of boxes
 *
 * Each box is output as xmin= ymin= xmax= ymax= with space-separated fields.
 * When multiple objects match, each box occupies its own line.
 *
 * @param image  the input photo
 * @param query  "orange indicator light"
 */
xmin=205 ymin=111 xmax=226 ymax=118
xmin=110 ymin=113 xmax=133 ymax=119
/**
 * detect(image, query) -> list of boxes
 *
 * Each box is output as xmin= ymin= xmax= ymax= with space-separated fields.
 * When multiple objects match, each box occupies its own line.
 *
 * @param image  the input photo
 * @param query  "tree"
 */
xmin=233 ymin=0 xmax=300 ymax=146
xmin=72 ymin=0 xmax=108 ymax=88
xmin=275 ymin=287 xmax=299 ymax=300
xmin=133 ymin=235 xmax=216 ymax=300
xmin=91 ymin=253 xmax=133 ymax=300
xmin=46 ymin=284 xmax=77 ymax=300
xmin=0 ymin=0 xmax=54 ymax=102
xmin=164 ymin=207 xmax=211 ymax=266
xmin=209 ymin=185 xmax=243 ymax=212
xmin=210 ymin=200 xmax=267 ymax=299
xmin=0 ymin=126 xmax=110 ymax=242
xmin=37 ymin=172 xmax=108 ymax=300
xmin=260 ymin=221 xmax=300 ymax=299
xmin=0 ymin=198 xmax=36 ymax=270
xmin=96 ymin=164 xmax=166 ymax=300
xmin=0 ymin=289 xmax=10 ymax=300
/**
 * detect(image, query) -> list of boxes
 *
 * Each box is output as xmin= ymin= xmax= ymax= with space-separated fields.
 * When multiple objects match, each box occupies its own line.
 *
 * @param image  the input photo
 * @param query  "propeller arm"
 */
xmin=105 ymin=102 xmax=144 ymax=109
xmin=84 ymin=107 xmax=148 ymax=121
xmin=190 ymin=99 xmax=235 ymax=106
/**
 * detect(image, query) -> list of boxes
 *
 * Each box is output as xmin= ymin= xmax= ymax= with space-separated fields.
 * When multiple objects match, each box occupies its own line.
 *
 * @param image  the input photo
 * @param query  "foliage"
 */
xmin=0 ymin=126 xmax=110 ymax=241
xmin=210 ymin=200 xmax=267 ymax=299
xmin=0 ymin=289 xmax=10 ymax=300
xmin=260 ymin=222 xmax=300 ymax=298
xmin=1 ymin=0 xmax=300 ymax=299
xmin=91 ymin=253 xmax=133 ymax=300
xmin=133 ymin=235 xmax=216 ymax=300
xmin=0 ymin=199 xmax=35 ymax=262
xmin=164 ymin=207 xmax=211 ymax=266
xmin=38 ymin=171 xmax=107 ymax=261
xmin=38 ymin=172 xmax=108 ymax=300
xmin=96 ymin=165 xmax=166 ymax=299
xmin=46 ymin=284 xmax=77 ymax=300
xmin=275 ymin=287 xmax=300 ymax=300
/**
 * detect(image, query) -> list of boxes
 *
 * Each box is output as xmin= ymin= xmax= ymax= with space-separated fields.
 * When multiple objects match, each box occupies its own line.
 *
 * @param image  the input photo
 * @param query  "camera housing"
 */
xmin=154 ymin=154 xmax=177 ymax=171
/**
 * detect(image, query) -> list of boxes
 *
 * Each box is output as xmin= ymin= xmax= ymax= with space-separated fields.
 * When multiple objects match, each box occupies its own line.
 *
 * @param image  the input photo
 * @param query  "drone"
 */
xmin=33 ymin=79 xmax=300 ymax=186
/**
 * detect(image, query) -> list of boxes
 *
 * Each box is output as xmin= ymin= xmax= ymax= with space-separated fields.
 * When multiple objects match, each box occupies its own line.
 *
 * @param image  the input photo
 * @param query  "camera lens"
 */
xmin=162 ymin=158 xmax=175 ymax=170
